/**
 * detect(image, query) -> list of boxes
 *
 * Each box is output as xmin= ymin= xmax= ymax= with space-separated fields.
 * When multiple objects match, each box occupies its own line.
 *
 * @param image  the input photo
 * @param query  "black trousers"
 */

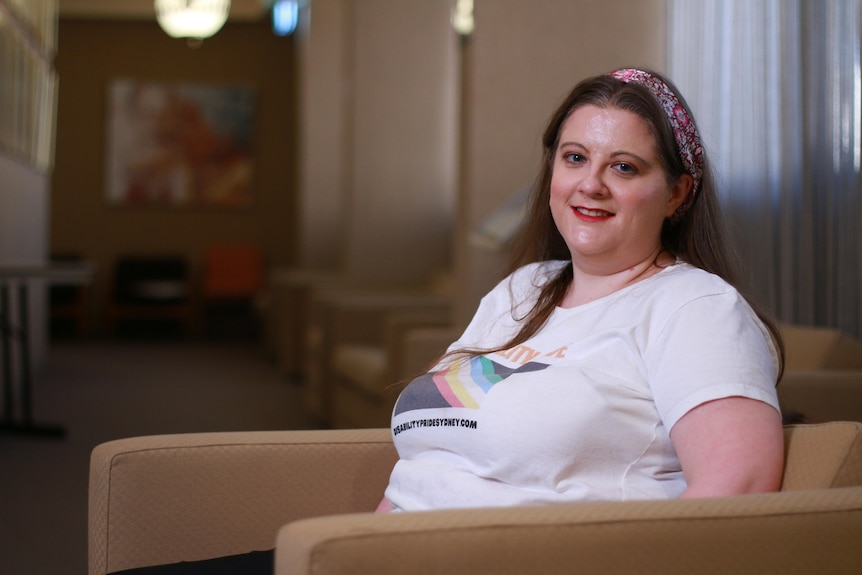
xmin=110 ymin=550 xmax=274 ymax=575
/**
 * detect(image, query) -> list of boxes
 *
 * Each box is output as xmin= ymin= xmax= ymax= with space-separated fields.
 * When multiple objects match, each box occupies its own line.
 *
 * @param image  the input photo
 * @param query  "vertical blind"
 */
xmin=669 ymin=0 xmax=862 ymax=336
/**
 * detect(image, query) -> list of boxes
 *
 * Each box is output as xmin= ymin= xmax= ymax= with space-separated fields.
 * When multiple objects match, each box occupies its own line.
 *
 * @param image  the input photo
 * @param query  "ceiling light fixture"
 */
xmin=155 ymin=0 xmax=231 ymax=43
xmin=271 ymin=0 xmax=299 ymax=37
xmin=452 ymin=0 xmax=474 ymax=36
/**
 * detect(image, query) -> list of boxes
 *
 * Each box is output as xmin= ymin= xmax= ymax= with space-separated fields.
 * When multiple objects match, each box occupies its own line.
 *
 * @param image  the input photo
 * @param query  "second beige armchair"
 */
xmin=303 ymin=289 xmax=454 ymax=428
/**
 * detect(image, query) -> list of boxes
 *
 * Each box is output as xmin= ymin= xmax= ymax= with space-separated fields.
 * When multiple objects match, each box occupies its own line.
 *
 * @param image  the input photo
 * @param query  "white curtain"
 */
xmin=668 ymin=0 xmax=862 ymax=337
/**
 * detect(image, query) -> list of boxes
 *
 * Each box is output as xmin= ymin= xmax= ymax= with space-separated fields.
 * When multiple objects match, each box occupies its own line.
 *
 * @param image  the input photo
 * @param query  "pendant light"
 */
xmin=155 ymin=0 xmax=231 ymax=41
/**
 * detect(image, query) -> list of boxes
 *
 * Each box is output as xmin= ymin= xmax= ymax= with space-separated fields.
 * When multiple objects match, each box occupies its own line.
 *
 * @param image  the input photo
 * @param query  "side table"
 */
xmin=0 ymin=262 xmax=94 ymax=438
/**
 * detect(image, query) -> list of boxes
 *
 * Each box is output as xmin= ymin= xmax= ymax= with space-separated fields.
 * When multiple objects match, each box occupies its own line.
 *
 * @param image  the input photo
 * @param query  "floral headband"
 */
xmin=608 ymin=68 xmax=704 ymax=197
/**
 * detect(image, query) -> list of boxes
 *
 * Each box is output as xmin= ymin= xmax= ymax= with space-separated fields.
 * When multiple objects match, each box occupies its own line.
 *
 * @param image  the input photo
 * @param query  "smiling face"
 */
xmin=549 ymin=104 xmax=691 ymax=275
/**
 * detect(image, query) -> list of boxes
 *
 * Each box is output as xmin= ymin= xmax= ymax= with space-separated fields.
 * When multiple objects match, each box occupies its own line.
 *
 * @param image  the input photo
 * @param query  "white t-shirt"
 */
xmin=384 ymin=261 xmax=780 ymax=511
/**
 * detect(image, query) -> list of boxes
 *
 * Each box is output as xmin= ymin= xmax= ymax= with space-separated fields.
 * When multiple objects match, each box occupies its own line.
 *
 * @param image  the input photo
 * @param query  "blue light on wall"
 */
xmin=272 ymin=0 xmax=299 ymax=36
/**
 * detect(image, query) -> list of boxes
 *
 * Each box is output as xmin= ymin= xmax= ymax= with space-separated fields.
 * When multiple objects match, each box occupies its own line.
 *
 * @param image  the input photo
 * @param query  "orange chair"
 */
xmin=202 ymin=243 xmax=264 ymax=298
xmin=201 ymin=243 xmax=265 ymax=337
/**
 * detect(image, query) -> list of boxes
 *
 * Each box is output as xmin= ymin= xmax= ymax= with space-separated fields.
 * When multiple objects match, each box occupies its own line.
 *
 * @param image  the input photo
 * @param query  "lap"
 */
xmin=109 ymin=550 xmax=273 ymax=575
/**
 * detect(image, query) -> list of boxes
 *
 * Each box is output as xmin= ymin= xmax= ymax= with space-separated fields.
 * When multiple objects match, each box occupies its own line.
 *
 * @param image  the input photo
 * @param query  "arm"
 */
xmin=375 ymin=497 xmax=395 ymax=513
xmin=670 ymin=396 xmax=784 ymax=498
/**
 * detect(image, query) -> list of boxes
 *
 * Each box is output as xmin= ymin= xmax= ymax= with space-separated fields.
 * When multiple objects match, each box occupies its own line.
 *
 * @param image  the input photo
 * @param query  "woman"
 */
xmin=379 ymin=68 xmax=785 ymax=512
xmin=116 ymin=68 xmax=785 ymax=574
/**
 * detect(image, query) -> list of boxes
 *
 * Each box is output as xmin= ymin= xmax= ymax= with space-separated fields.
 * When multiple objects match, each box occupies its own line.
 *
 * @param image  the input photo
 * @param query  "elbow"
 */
xmin=680 ymin=467 xmax=784 ymax=499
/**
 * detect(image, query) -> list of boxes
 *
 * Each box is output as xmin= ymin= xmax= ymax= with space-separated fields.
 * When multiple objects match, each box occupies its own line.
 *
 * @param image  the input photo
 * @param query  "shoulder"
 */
xmin=639 ymin=261 xmax=737 ymax=301
xmin=638 ymin=263 xmax=775 ymax=357
xmin=659 ymin=261 xmax=732 ymax=288
xmin=626 ymin=262 xmax=761 ymax=334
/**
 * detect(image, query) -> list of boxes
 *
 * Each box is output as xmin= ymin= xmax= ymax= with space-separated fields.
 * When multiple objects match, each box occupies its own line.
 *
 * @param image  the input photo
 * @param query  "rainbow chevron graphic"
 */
xmin=394 ymin=355 xmax=548 ymax=416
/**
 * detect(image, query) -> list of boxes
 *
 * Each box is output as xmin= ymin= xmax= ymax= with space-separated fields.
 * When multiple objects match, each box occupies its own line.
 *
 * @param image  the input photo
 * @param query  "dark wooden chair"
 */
xmin=105 ymin=255 xmax=194 ymax=338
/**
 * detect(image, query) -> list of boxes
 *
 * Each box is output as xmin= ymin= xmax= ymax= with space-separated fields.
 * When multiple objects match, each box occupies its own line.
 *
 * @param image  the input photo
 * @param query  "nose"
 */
xmin=577 ymin=166 xmax=609 ymax=198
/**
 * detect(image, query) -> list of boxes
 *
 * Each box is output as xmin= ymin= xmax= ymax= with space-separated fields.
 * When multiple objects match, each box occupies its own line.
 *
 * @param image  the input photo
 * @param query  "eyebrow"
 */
xmin=611 ymin=150 xmax=652 ymax=166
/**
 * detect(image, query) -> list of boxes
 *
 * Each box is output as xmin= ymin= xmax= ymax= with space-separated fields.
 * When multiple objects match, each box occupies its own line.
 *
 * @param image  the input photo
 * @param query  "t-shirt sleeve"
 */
xmin=645 ymin=289 xmax=781 ymax=432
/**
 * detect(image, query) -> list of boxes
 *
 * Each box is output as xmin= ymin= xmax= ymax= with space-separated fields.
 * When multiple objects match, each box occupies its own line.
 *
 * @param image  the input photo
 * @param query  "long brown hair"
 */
xmin=453 ymin=71 xmax=784 ymax=377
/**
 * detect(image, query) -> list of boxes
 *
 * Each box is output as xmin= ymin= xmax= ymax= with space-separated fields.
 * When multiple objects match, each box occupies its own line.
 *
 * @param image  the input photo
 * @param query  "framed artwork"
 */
xmin=105 ymin=79 xmax=256 ymax=208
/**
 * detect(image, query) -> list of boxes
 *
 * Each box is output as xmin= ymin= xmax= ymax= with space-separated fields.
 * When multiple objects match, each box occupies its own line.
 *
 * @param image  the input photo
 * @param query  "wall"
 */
xmin=455 ymin=0 xmax=669 ymax=326
xmin=345 ymin=0 xmax=457 ymax=286
xmin=297 ymin=0 xmax=668 ymax=322
xmin=0 ymin=156 xmax=49 ymax=265
xmin=51 ymin=1 xmax=669 ymax=333
xmin=51 ymin=18 xmax=298 ymax=330
xmin=295 ymin=0 xmax=348 ymax=270
xmin=297 ymin=0 xmax=458 ymax=287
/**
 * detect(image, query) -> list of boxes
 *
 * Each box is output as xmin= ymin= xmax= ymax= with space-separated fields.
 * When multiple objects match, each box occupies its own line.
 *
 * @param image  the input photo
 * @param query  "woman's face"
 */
xmin=549 ymin=104 xmax=690 ymax=274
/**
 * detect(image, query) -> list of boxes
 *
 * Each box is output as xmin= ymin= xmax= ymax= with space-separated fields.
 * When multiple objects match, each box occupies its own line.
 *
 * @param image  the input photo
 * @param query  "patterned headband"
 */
xmin=608 ymin=69 xmax=704 ymax=197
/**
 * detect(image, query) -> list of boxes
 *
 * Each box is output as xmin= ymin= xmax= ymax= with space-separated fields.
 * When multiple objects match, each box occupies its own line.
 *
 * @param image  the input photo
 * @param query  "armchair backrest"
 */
xmin=781 ymin=421 xmax=862 ymax=490
xmin=780 ymin=322 xmax=862 ymax=371
xmin=202 ymin=243 xmax=264 ymax=299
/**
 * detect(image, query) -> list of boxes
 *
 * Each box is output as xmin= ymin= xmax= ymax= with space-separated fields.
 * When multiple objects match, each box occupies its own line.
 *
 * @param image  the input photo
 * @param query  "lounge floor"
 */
xmin=1 ymin=340 xmax=316 ymax=575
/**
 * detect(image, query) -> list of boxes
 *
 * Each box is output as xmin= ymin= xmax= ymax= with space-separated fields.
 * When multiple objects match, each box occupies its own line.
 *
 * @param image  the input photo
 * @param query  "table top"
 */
xmin=0 ymin=262 xmax=95 ymax=283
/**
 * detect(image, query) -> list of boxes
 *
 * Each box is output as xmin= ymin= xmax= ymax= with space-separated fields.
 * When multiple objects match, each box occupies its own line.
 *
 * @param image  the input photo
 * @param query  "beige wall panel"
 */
xmin=345 ymin=0 xmax=458 ymax=287
xmin=297 ymin=0 xmax=350 ymax=269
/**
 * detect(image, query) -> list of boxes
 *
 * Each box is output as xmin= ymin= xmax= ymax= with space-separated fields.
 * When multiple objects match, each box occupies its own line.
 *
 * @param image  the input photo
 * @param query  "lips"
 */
xmin=574 ymin=206 xmax=614 ymax=218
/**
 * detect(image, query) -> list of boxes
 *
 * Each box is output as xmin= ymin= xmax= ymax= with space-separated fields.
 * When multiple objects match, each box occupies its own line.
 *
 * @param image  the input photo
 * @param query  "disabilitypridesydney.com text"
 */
xmin=393 ymin=418 xmax=478 ymax=435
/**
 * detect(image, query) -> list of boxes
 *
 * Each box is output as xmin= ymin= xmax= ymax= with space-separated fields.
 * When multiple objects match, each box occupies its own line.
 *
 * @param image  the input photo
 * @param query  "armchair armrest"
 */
xmin=89 ymin=429 xmax=396 ymax=575
xmin=276 ymin=487 xmax=862 ymax=575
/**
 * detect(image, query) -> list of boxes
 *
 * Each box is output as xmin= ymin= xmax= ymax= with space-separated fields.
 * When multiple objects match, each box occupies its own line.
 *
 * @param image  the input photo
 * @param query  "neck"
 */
xmin=560 ymin=248 xmax=673 ymax=308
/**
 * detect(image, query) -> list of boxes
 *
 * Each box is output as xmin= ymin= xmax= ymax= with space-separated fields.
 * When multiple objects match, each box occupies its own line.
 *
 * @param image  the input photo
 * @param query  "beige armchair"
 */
xmin=303 ymin=288 xmax=453 ymax=428
xmin=778 ymin=323 xmax=862 ymax=423
xmin=263 ymin=267 xmax=455 ymax=427
xmin=90 ymin=422 xmax=862 ymax=575
xmin=265 ymin=269 xmax=343 ymax=378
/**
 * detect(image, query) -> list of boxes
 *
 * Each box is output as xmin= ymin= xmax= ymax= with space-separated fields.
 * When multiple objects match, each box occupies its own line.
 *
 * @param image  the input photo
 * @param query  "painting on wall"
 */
xmin=105 ymin=79 xmax=256 ymax=208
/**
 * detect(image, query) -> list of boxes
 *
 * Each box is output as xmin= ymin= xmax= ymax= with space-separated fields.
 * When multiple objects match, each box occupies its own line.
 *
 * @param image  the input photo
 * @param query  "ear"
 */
xmin=666 ymin=174 xmax=693 ymax=217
